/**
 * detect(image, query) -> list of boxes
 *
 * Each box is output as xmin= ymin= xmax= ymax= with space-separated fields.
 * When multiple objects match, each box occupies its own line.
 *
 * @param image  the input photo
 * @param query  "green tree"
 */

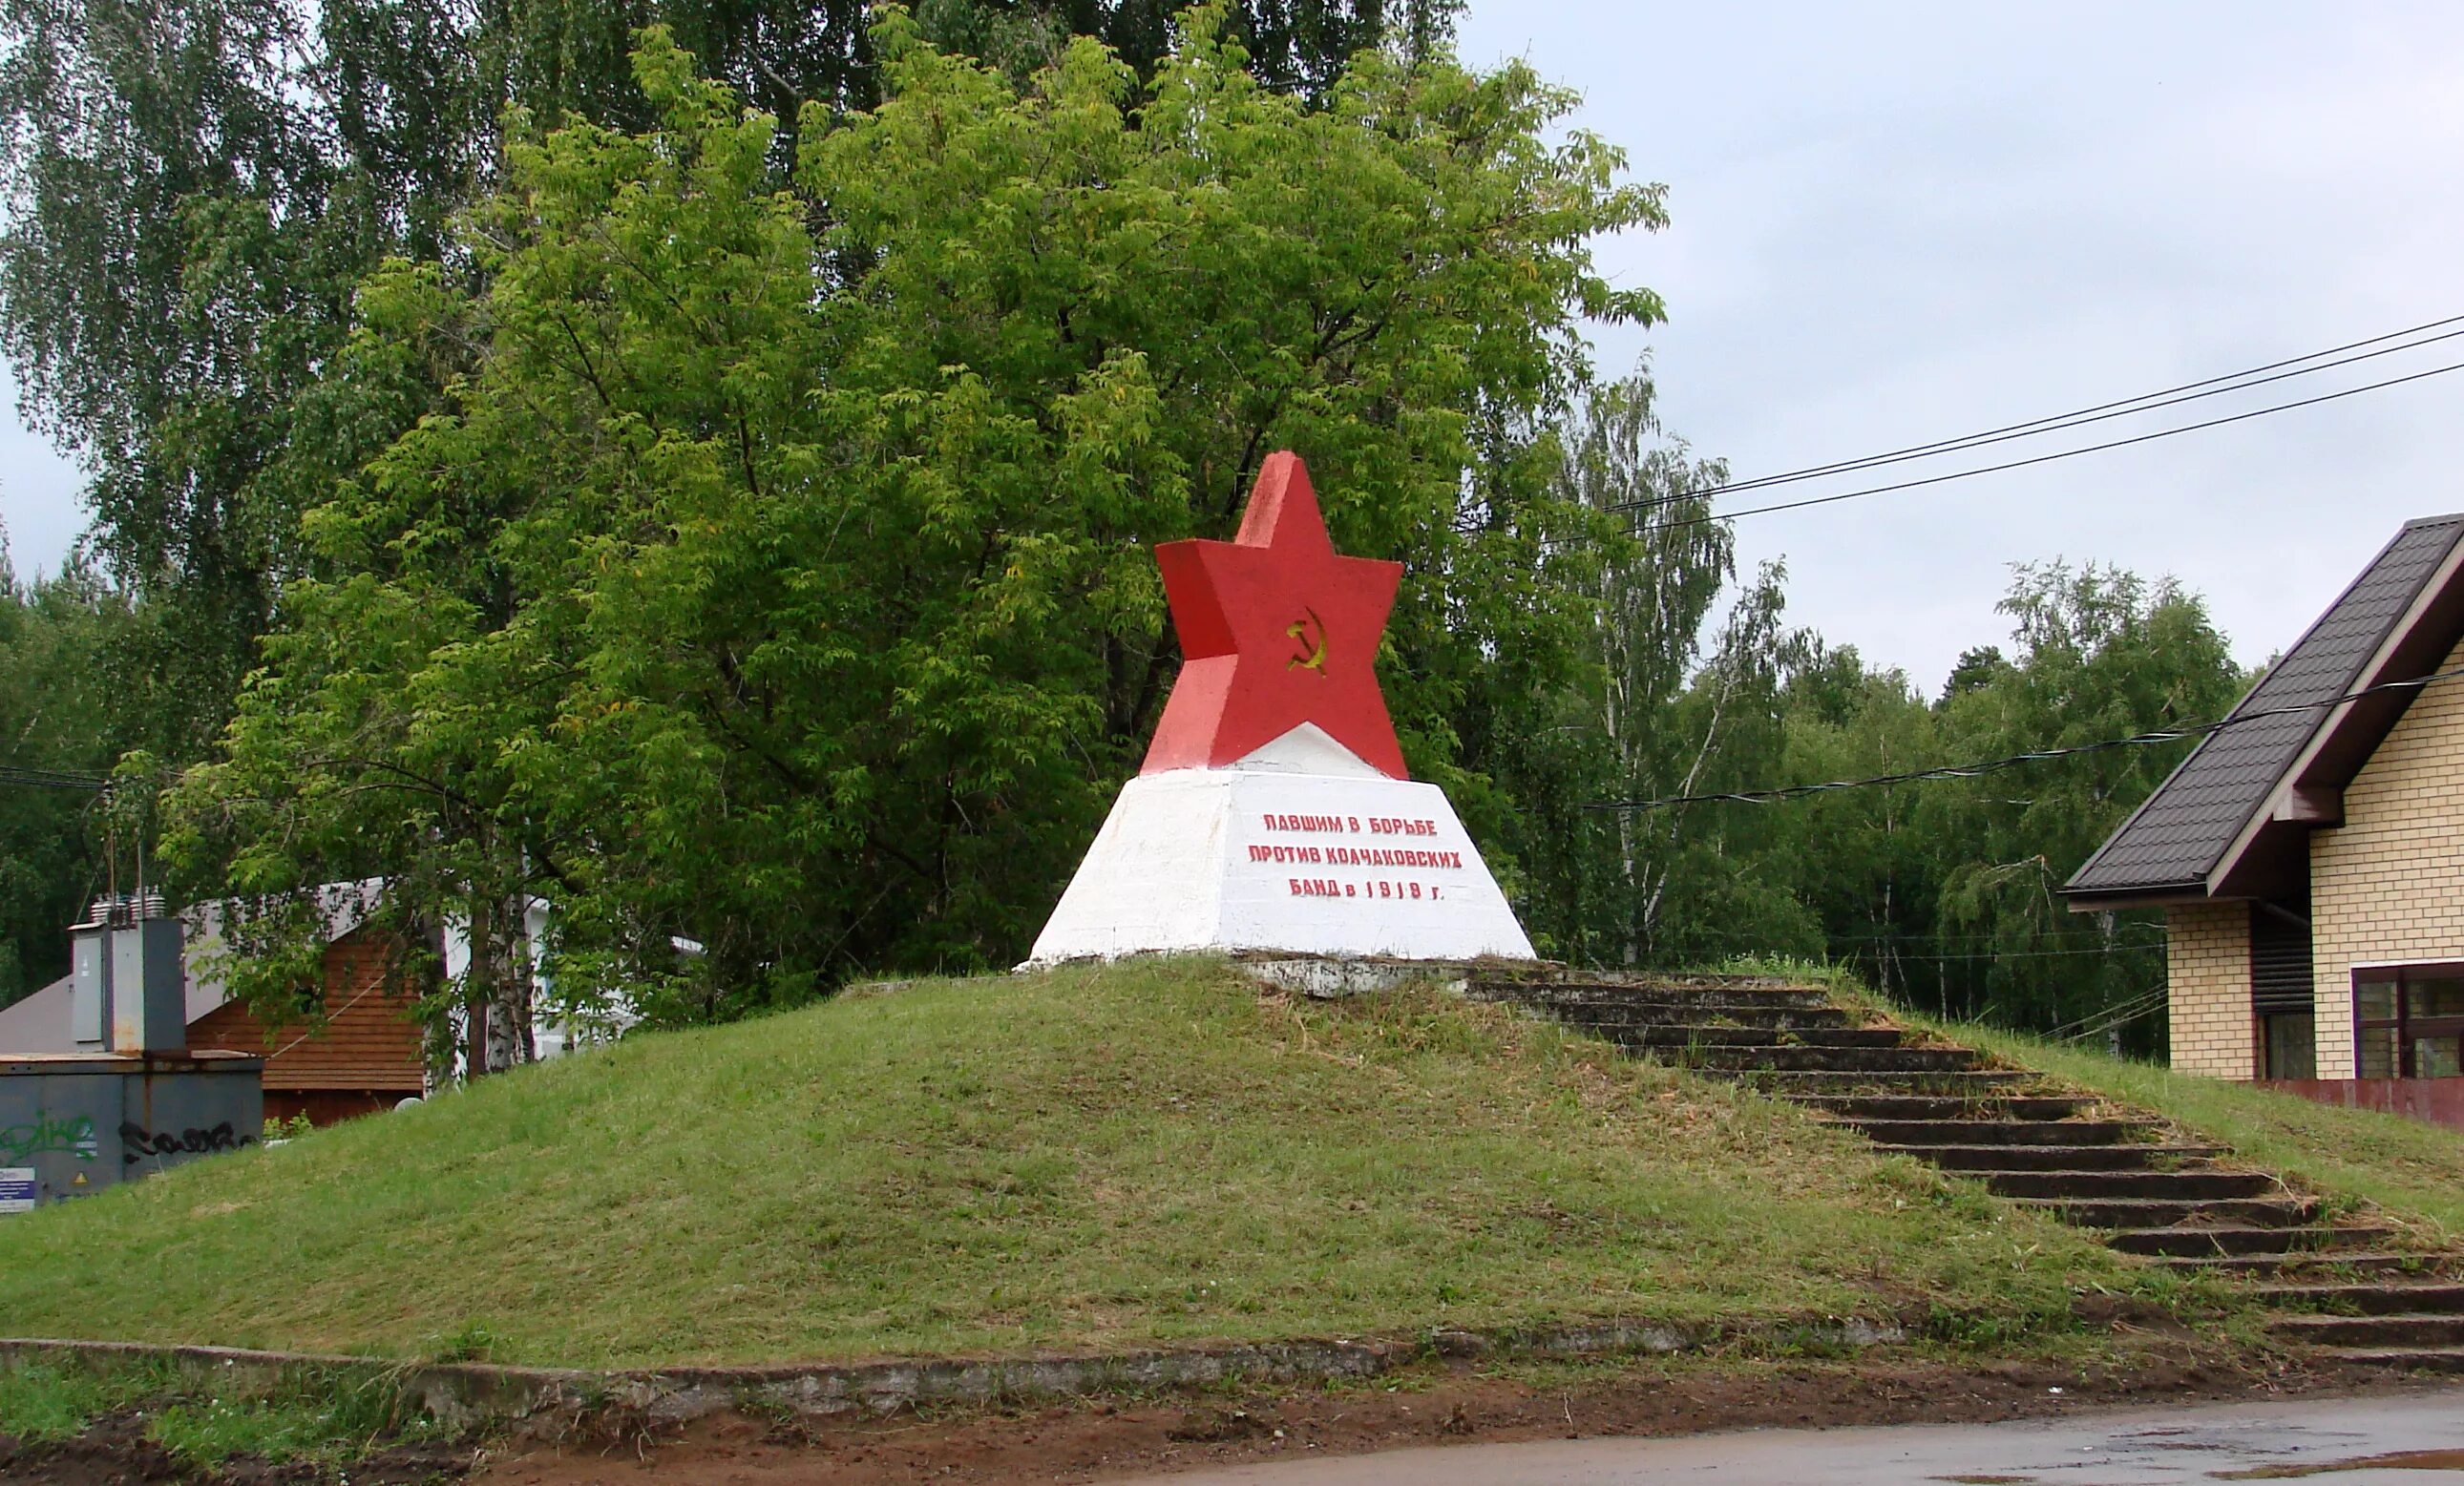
xmin=0 ymin=0 xmax=1484 ymax=1068
xmin=0 ymin=0 xmax=1452 ymax=776
xmin=0 ymin=0 xmax=354 ymax=762
xmin=166 ymin=13 xmax=1664 ymax=1060
xmin=1915 ymin=562 xmax=2243 ymax=1051
xmin=1485 ymin=370 xmax=1820 ymax=966
xmin=1764 ymin=645 xmax=1946 ymax=998
xmin=1631 ymin=561 xmax=1825 ymax=964
xmin=0 ymin=554 xmax=135 ymax=1005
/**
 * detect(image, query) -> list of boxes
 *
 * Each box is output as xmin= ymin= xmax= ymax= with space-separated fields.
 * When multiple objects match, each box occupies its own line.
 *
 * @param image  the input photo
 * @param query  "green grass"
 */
xmin=0 ymin=1360 xmax=126 ymax=1444
xmin=146 ymin=1382 xmax=419 ymax=1468
xmin=0 ymin=1358 xmax=436 ymax=1468
xmin=1893 ymin=1010 xmax=2464 ymax=1240
xmin=0 ymin=959 xmax=2152 ymax=1369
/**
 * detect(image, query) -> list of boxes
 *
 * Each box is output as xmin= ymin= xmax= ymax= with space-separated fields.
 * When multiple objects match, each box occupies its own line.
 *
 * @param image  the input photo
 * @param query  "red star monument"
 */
xmin=1024 ymin=447 xmax=1532 ymax=966
xmin=1142 ymin=452 xmax=1408 ymax=779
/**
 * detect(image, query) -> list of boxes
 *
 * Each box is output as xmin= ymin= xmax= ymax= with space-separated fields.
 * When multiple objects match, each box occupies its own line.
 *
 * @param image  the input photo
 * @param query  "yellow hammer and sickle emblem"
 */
xmin=1286 ymin=608 xmax=1329 ymax=673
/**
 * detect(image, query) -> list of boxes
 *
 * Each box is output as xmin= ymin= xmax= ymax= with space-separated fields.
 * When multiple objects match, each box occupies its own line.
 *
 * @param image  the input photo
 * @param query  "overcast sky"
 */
xmin=1455 ymin=0 xmax=2464 ymax=693
xmin=4 ymin=4 xmax=2463 ymax=693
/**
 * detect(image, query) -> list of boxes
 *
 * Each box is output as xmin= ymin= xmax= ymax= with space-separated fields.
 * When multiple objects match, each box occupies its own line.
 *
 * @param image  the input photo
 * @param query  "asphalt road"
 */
xmin=1116 ymin=1385 xmax=2464 ymax=1485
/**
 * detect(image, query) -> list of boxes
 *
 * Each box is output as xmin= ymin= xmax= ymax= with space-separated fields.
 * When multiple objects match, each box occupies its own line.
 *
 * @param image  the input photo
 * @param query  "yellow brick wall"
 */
xmin=2166 ymin=900 xmax=2254 ymax=1078
xmin=2309 ymin=631 xmax=2464 ymax=1079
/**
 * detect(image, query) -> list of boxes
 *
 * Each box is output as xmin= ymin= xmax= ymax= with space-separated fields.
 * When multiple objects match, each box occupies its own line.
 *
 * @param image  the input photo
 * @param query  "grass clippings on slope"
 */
xmin=0 ymin=959 xmax=2146 ymax=1369
xmin=1909 ymin=1014 xmax=2464 ymax=1241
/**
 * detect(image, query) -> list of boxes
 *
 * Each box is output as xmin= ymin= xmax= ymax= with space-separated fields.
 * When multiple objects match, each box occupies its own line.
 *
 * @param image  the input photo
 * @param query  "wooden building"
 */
xmin=0 ymin=885 xmax=433 ymax=1125
xmin=186 ymin=927 xmax=430 ymax=1124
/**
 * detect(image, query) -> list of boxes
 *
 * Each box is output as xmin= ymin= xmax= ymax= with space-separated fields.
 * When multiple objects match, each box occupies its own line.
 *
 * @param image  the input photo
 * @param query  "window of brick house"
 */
xmin=2252 ymin=901 xmax=2314 ymax=1080
xmin=2262 ymin=1013 xmax=2317 ymax=1080
xmin=2353 ymin=965 xmax=2464 ymax=1078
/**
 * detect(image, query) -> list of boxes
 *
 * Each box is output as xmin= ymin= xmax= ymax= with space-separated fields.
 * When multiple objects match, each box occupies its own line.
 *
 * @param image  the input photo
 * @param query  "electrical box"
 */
xmin=68 ymin=918 xmax=108 ymax=1050
xmin=110 ymin=914 xmax=186 ymax=1054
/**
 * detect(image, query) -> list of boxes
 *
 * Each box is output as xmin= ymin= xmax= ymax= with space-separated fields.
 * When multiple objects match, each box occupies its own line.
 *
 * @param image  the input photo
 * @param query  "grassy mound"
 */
xmin=0 ymin=960 xmax=2136 ymax=1369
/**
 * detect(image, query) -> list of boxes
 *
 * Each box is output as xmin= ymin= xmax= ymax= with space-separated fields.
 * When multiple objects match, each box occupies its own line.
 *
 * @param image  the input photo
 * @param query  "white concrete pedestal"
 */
xmin=1028 ymin=757 xmax=1536 ymax=965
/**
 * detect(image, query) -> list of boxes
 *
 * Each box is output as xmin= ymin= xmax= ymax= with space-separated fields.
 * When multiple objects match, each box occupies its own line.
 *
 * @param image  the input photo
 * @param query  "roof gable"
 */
xmin=2066 ymin=513 xmax=2464 ymax=900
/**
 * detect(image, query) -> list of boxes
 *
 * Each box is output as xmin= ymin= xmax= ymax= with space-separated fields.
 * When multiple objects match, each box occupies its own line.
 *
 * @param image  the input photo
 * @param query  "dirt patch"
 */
xmin=466 ymin=1343 xmax=2420 ymax=1486
xmin=2220 ymin=1447 xmax=2464 ymax=1477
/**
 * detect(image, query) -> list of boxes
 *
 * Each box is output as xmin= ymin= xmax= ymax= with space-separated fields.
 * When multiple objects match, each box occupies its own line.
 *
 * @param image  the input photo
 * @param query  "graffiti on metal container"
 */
xmin=0 ymin=1113 xmax=97 ymax=1163
xmin=118 ymin=1120 xmax=253 ymax=1165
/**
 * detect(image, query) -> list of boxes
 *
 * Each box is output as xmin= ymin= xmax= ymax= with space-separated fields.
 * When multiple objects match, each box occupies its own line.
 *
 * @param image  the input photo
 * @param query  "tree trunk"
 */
xmin=461 ymin=892 xmax=531 ymax=1079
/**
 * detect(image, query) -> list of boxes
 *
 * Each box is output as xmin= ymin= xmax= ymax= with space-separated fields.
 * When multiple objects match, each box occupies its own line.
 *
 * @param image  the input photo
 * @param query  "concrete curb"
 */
xmin=0 ymin=1314 xmax=1911 ymax=1432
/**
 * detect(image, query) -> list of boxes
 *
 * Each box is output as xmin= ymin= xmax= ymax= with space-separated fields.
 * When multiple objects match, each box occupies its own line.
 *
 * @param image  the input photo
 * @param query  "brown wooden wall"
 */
xmin=188 ymin=927 xmax=428 ymax=1113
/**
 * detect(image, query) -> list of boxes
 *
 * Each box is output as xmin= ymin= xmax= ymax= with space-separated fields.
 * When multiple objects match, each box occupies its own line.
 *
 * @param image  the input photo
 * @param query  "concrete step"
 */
xmin=2110 ymin=1224 xmax=2390 ymax=1258
xmin=1973 ymin=1168 xmax=2282 ymax=1202
xmin=1885 ymin=1142 xmax=2223 ymax=1172
xmin=2153 ymin=1249 xmax=2434 ymax=1277
xmin=1542 ymin=1002 xmax=1855 ymax=1031
xmin=2017 ymin=1195 xmax=2317 ymax=1229
xmin=1615 ymin=1025 xmax=1906 ymax=1050
xmin=2272 ymin=1313 xmax=2464 ymax=1349
xmin=2305 ymin=1346 xmax=2464 ymax=1371
xmin=1710 ymin=1069 xmax=2035 ymax=1096
xmin=2253 ymin=1281 xmax=2464 ymax=1314
xmin=1840 ymin=1118 xmax=2152 ymax=1147
xmin=1676 ymin=1044 xmax=1983 ymax=1075
xmin=1796 ymin=1094 xmax=2096 ymax=1122
xmin=1505 ymin=982 xmax=1836 ymax=1009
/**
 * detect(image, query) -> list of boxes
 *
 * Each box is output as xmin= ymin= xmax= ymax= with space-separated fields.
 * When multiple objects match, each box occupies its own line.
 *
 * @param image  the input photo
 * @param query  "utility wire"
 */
xmin=2074 ymin=997 xmax=2168 ymax=1042
xmin=2053 ymin=989 xmax=2169 ymax=1042
xmin=2046 ymin=986 xmax=2166 ymax=1037
xmin=1622 ymin=312 xmax=2464 ymax=509
xmin=1587 ymin=661 xmax=2464 ymax=812
xmin=1891 ymin=941 xmax=2171 ymax=963
xmin=1615 ymin=356 xmax=2464 ymax=528
xmin=0 ymin=765 xmax=107 ymax=791
xmin=1662 ymin=924 xmax=2165 ymax=948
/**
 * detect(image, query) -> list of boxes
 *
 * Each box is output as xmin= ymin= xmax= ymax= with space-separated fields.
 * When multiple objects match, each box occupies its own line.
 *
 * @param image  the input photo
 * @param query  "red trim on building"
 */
xmin=2262 ymin=1078 xmax=2464 ymax=1133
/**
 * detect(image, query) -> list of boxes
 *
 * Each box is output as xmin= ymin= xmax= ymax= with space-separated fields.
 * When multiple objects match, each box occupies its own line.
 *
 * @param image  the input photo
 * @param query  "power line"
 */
xmin=1620 ymin=312 xmax=2464 ymax=510
xmin=2048 ymin=987 xmax=2165 ymax=1037
xmin=0 ymin=765 xmax=107 ymax=791
xmin=2050 ymin=987 xmax=2169 ymax=1041
xmin=1674 ymin=923 xmax=2165 ymax=948
xmin=1586 ymin=661 xmax=2464 ymax=813
xmin=1892 ymin=941 xmax=2168 ymax=964
xmin=1622 ymin=356 xmax=2464 ymax=529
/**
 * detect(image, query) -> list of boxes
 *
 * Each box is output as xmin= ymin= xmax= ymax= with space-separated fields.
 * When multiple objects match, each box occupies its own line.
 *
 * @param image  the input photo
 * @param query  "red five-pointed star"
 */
xmin=1141 ymin=452 xmax=1408 ymax=780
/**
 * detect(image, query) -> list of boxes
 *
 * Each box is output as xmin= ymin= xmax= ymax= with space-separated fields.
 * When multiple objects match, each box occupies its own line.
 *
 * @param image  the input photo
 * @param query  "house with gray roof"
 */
xmin=2064 ymin=514 xmax=2464 ymax=1095
xmin=0 ymin=885 xmax=621 ymax=1124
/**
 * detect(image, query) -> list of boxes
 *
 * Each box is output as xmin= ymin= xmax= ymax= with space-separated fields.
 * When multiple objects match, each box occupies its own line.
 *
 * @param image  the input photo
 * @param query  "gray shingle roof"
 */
xmin=2066 ymin=514 xmax=2464 ymax=897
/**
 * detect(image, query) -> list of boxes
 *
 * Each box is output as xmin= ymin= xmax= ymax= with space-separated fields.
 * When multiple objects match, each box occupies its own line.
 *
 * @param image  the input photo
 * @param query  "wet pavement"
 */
xmin=1116 ymin=1386 xmax=2464 ymax=1485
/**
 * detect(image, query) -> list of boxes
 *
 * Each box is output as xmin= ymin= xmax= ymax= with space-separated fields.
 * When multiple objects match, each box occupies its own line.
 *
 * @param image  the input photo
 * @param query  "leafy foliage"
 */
xmin=1913 ymin=564 xmax=2245 ymax=1047
xmin=0 ymin=558 xmax=132 ymax=1005
xmin=0 ymin=0 xmax=2269 ymax=1068
xmin=1731 ymin=563 xmax=2246 ymax=1054
xmin=1485 ymin=370 xmax=1820 ymax=966
xmin=1491 ymin=405 xmax=2249 ymax=1053
xmin=0 ymin=0 xmax=1455 ymax=767
xmin=165 ymin=12 xmax=1663 ymax=1038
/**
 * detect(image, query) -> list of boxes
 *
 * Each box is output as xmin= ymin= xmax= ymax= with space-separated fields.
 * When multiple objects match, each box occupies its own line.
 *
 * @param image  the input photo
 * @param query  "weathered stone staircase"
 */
xmin=1469 ymin=973 xmax=2464 ymax=1371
